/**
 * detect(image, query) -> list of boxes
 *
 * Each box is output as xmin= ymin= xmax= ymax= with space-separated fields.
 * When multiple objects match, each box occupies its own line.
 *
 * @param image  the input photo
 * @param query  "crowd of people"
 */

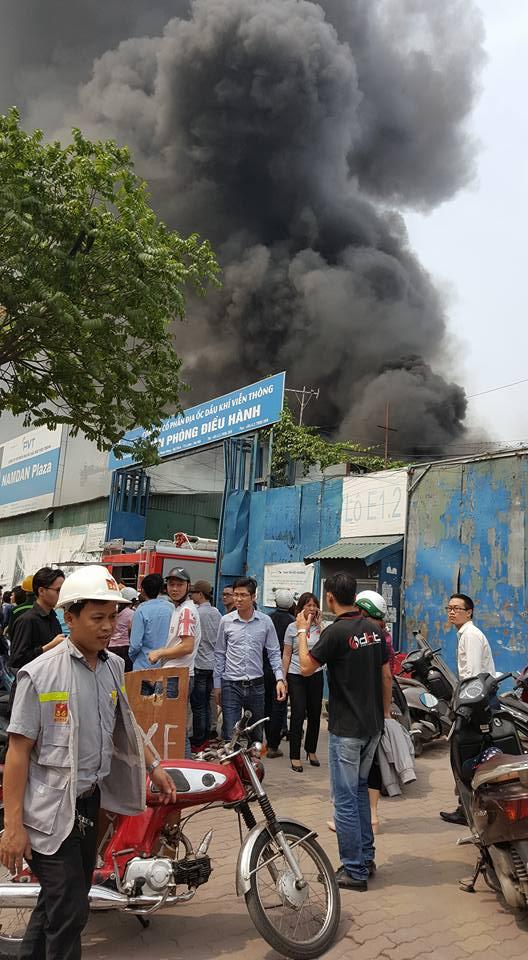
xmin=0 ymin=564 xmax=397 ymax=889
xmin=0 ymin=558 xmax=500 ymax=958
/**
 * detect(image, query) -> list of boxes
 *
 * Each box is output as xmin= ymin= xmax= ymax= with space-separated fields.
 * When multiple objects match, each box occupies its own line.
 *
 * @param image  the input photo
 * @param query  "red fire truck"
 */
xmin=101 ymin=532 xmax=217 ymax=590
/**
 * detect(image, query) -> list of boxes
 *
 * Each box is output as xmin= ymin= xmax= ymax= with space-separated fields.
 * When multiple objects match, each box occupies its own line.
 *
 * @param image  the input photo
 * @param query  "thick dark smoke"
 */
xmin=0 ymin=0 xmax=485 ymax=453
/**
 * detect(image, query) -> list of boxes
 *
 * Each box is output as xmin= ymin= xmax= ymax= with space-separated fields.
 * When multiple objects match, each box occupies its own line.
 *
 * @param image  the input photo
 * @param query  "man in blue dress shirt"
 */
xmin=129 ymin=574 xmax=173 ymax=671
xmin=214 ymin=577 xmax=286 ymax=741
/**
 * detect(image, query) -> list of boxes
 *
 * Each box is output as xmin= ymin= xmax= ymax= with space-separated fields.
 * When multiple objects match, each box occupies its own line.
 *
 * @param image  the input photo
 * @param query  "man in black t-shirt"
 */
xmin=297 ymin=572 xmax=392 ymax=891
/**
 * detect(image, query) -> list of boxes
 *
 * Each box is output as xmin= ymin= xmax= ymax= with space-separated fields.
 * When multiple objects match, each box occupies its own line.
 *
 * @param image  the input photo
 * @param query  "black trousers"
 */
xmin=20 ymin=790 xmax=100 ymax=960
xmin=264 ymin=668 xmax=287 ymax=750
xmin=288 ymin=671 xmax=324 ymax=761
xmin=190 ymin=668 xmax=214 ymax=746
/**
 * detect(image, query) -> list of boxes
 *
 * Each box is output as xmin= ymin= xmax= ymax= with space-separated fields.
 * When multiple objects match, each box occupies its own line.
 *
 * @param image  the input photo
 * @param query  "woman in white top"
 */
xmin=283 ymin=592 xmax=324 ymax=772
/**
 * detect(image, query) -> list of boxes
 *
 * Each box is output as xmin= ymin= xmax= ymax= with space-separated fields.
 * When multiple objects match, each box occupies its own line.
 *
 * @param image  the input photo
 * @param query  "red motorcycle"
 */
xmin=0 ymin=713 xmax=340 ymax=960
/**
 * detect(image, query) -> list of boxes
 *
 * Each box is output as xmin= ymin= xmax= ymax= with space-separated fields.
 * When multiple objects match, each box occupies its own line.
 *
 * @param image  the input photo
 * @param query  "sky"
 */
xmin=0 ymin=0 xmax=526 ymax=455
xmin=406 ymin=0 xmax=528 ymax=448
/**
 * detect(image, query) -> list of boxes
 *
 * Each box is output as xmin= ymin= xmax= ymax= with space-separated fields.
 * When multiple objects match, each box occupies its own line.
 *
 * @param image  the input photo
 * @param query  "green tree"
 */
xmin=0 ymin=108 xmax=219 ymax=463
xmin=268 ymin=405 xmax=400 ymax=485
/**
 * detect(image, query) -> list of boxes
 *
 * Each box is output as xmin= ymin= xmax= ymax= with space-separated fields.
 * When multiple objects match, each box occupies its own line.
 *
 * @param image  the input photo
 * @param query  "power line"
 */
xmin=285 ymin=386 xmax=320 ymax=425
xmin=468 ymin=377 xmax=528 ymax=399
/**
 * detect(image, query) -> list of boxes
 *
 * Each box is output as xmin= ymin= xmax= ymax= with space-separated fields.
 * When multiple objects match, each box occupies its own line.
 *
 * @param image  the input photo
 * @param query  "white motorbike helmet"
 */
xmin=57 ymin=565 xmax=130 ymax=609
xmin=355 ymin=590 xmax=387 ymax=620
xmin=274 ymin=589 xmax=295 ymax=610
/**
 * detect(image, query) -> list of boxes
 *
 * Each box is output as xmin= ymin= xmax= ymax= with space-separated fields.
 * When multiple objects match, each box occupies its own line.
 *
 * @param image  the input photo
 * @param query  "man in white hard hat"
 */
xmin=265 ymin=589 xmax=295 ymax=757
xmin=0 ymin=565 xmax=176 ymax=960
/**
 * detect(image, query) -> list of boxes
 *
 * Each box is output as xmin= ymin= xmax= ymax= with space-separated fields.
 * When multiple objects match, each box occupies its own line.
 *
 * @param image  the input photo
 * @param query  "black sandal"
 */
xmin=290 ymin=762 xmax=304 ymax=773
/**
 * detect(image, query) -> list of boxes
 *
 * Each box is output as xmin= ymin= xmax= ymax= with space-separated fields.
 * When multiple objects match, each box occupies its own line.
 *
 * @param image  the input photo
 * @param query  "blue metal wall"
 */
xmin=403 ymin=455 xmax=528 ymax=674
xmin=218 ymin=478 xmax=343 ymax=606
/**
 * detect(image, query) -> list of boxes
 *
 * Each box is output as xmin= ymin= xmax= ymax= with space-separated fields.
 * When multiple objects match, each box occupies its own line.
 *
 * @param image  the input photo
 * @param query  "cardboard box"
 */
xmin=125 ymin=666 xmax=189 ymax=760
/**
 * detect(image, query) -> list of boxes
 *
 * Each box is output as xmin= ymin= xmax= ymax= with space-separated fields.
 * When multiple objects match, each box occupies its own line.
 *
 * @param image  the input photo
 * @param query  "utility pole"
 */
xmin=285 ymin=386 xmax=320 ymax=425
xmin=377 ymin=402 xmax=397 ymax=466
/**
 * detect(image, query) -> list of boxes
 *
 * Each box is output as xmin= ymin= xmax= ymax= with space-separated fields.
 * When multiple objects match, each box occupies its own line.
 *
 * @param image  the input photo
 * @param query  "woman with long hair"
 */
xmin=283 ymin=592 xmax=325 ymax=772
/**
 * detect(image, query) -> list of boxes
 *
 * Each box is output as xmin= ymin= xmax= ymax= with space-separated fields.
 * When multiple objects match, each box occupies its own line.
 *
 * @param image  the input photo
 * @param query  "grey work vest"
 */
xmin=19 ymin=641 xmax=146 ymax=855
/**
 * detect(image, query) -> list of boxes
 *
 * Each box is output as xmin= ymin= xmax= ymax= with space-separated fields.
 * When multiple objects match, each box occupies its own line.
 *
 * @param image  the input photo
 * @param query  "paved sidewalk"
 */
xmin=55 ymin=736 xmax=528 ymax=956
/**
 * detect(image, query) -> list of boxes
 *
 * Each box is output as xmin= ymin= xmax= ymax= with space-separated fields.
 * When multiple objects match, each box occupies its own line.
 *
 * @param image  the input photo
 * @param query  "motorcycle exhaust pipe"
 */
xmin=0 ymin=883 xmax=192 ymax=911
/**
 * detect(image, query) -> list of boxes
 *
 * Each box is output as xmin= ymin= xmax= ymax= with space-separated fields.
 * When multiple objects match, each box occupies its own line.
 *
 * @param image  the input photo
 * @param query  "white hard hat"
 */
xmin=57 ymin=565 xmax=129 ymax=610
xmin=275 ymin=588 xmax=295 ymax=609
xmin=355 ymin=590 xmax=387 ymax=619
xmin=121 ymin=586 xmax=139 ymax=601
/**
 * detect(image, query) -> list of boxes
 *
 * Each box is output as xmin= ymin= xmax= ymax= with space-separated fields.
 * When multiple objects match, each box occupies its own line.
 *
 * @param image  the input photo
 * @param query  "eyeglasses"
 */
xmin=445 ymin=605 xmax=468 ymax=612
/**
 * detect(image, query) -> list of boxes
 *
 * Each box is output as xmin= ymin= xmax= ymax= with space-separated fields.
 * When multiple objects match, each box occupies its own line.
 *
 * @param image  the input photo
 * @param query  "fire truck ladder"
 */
xmin=138 ymin=545 xmax=152 ymax=585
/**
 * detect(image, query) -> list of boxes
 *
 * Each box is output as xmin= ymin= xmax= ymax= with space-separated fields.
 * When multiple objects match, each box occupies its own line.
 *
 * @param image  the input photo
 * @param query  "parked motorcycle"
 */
xmin=499 ymin=668 xmax=528 ymax=752
xmin=0 ymin=711 xmax=340 ymax=960
xmin=390 ymin=677 xmax=412 ymax=731
xmin=451 ymin=671 xmax=528 ymax=908
xmin=398 ymin=631 xmax=455 ymax=755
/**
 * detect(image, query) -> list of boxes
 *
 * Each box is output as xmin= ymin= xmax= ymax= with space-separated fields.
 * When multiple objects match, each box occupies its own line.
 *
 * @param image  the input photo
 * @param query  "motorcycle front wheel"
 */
xmin=0 ymin=873 xmax=30 ymax=958
xmin=244 ymin=821 xmax=340 ymax=960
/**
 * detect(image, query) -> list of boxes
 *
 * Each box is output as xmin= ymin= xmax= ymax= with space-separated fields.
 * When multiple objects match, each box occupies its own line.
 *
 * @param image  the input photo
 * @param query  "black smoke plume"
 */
xmin=1 ymin=0 xmax=485 ymax=453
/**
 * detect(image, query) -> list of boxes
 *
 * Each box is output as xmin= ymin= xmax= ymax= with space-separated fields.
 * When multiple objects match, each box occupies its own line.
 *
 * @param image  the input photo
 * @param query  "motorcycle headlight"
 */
xmin=251 ymin=741 xmax=264 ymax=758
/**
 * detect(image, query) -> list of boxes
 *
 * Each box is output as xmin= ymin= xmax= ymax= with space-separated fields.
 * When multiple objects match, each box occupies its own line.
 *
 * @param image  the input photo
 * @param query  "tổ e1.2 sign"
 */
xmin=341 ymin=468 xmax=408 ymax=538
xmin=0 ymin=426 xmax=62 ymax=518
xmin=108 ymin=372 xmax=285 ymax=470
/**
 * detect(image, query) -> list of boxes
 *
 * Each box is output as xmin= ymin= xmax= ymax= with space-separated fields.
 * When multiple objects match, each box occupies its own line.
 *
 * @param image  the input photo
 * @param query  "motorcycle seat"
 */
xmin=472 ymin=753 xmax=528 ymax=790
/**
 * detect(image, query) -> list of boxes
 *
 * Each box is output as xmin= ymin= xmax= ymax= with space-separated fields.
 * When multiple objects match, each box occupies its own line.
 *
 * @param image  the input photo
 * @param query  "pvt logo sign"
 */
xmin=0 ymin=426 xmax=62 ymax=518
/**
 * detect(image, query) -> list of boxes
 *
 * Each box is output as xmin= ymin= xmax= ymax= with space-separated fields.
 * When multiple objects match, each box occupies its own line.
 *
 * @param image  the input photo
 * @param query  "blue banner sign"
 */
xmin=108 ymin=372 xmax=285 ymax=470
xmin=0 ymin=426 xmax=62 ymax=518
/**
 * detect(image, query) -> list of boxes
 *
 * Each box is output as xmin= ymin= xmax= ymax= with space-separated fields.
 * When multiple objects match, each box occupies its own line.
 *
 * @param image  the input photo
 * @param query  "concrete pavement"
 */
xmin=12 ymin=732 xmax=528 ymax=958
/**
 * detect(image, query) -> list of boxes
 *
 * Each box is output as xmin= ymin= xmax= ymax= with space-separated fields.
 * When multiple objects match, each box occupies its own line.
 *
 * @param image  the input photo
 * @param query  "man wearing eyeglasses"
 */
xmin=440 ymin=593 xmax=495 ymax=824
xmin=214 ymin=577 xmax=286 ymax=741
xmin=446 ymin=593 xmax=495 ymax=681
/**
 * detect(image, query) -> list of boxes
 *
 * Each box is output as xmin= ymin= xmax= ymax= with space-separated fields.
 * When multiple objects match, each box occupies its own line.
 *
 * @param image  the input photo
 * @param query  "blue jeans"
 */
xmin=221 ymin=678 xmax=265 ymax=742
xmin=328 ymin=732 xmax=380 ymax=881
xmin=190 ymin=669 xmax=214 ymax=746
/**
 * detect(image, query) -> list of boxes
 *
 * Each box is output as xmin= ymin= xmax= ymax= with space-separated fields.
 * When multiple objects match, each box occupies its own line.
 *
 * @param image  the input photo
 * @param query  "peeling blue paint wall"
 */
xmin=403 ymin=455 xmax=528 ymax=674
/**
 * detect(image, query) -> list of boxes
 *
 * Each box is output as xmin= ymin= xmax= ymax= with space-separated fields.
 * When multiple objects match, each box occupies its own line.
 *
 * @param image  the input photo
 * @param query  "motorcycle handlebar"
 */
xmin=229 ymin=710 xmax=266 ymax=745
xmin=236 ymin=710 xmax=253 ymax=732
xmin=494 ymin=672 xmax=514 ymax=687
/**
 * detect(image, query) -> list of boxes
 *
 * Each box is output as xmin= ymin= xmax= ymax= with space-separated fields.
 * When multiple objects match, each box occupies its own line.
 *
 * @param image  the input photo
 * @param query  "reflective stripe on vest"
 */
xmin=38 ymin=691 xmax=70 ymax=703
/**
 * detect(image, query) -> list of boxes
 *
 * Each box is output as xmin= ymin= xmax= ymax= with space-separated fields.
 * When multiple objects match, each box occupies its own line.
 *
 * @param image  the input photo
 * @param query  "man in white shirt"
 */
xmin=440 ymin=592 xmax=495 ymax=825
xmin=448 ymin=593 xmax=495 ymax=680
xmin=147 ymin=567 xmax=201 ymax=758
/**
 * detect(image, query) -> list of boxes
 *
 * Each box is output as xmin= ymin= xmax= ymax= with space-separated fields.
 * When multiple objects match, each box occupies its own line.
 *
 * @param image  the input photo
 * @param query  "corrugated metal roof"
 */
xmin=304 ymin=535 xmax=403 ymax=564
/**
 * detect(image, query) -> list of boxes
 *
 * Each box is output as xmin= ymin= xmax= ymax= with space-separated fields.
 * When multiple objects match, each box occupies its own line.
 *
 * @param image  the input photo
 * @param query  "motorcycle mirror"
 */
xmin=519 ymin=770 xmax=528 ymax=789
xmin=420 ymin=691 xmax=439 ymax=708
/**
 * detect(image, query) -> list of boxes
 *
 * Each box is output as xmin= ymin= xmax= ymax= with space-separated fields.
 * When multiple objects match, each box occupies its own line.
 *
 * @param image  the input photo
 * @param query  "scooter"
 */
xmin=451 ymin=671 xmax=528 ymax=908
xmin=398 ymin=632 xmax=455 ymax=756
xmin=0 ymin=712 xmax=341 ymax=960
xmin=390 ymin=677 xmax=412 ymax=731
xmin=499 ymin=668 xmax=528 ymax=752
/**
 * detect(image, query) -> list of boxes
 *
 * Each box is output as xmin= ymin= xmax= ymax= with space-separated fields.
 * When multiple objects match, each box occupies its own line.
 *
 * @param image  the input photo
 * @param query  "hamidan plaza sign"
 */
xmin=108 ymin=372 xmax=286 ymax=470
xmin=0 ymin=426 xmax=62 ymax=519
